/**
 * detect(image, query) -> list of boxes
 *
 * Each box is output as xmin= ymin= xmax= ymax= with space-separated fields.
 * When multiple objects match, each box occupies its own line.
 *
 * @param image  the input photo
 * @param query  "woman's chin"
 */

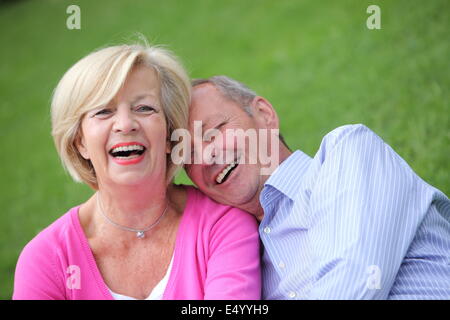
xmin=106 ymin=169 xmax=165 ymax=188
xmin=109 ymin=176 xmax=147 ymax=188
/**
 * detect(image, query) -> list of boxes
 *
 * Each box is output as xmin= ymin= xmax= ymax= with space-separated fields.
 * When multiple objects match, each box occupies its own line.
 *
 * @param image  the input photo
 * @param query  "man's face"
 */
xmin=185 ymin=84 xmax=268 ymax=214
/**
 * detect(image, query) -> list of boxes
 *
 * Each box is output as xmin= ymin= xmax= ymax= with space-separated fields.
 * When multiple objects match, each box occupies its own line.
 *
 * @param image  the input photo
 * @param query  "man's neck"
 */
xmin=248 ymin=143 xmax=293 ymax=222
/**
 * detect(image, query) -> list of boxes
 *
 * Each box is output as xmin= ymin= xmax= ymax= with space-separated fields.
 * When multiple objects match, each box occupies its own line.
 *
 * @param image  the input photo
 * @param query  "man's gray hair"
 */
xmin=192 ymin=75 xmax=256 ymax=115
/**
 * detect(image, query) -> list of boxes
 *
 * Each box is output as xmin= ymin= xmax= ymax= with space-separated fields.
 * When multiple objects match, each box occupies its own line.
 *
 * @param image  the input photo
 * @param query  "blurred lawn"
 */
xmin=0 ymin=0 xmax=448 ymax=299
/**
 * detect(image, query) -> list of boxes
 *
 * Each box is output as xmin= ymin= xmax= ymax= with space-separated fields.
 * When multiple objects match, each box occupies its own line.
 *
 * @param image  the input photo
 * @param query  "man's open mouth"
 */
xmin=215 ymin=161 xmax=238 ymax=184
xmin=109 ymin=144 xmax=146 ymax=159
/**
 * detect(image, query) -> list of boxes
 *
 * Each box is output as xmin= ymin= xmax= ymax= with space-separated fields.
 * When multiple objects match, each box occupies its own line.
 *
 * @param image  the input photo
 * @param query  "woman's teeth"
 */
xmin=111 ymin=145 xmax=144 ymax=153
xmin=216 ymin=161 xmax=237 ymax=184
xmin=110 ymin=144 xmax=145 ymax=158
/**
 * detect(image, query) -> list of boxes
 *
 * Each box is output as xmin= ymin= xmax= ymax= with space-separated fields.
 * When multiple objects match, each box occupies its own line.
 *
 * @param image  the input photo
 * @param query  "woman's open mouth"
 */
xmin=109 ymin=143 xmax=146 ymax=165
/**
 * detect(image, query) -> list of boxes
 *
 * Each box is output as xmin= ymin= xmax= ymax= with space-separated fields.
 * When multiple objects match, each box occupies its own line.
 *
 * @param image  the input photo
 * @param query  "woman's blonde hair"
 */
xmin=51 ymin=42 xmax=190 ymax=189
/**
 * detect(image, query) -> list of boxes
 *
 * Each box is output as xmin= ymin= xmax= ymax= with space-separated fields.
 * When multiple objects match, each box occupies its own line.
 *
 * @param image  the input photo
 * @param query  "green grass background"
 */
xmin=0 ymin=0 xmax=448 ymax=299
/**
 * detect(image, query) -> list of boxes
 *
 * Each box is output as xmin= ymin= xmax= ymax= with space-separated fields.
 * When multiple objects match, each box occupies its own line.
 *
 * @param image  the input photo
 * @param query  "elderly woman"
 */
xmin=13 ymin=43 xmax=260 ymax=300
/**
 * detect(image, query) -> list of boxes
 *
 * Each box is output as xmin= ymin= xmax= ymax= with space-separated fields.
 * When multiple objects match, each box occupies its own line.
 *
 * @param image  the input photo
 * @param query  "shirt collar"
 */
xmin=263 ymin=150 xmax=312 ymax=201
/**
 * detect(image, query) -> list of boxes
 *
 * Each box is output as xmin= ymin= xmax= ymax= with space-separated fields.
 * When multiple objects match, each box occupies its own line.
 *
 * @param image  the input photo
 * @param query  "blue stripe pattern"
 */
xmin=259 ymin=124 xmax=450 ymax=299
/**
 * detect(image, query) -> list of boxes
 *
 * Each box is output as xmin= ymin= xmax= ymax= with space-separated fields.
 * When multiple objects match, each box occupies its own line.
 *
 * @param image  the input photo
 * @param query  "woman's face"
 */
xmin=77 ymin=65 xmax=169 ymax=188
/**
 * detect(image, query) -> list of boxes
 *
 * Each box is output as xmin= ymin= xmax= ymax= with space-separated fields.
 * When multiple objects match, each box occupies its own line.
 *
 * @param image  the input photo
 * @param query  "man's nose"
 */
xmin=203 ymin=142 xmax=216 ymax=164
xmin=113 ymin=109 xmax=138 ymax=134
xmin=202 ymin=137 xmax=227 ymax=165
xmin=191 ymin=138 xmax=216 ymax=165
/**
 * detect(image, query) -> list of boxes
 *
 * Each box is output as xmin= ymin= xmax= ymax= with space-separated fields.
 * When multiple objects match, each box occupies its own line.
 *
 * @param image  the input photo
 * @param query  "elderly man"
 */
xmin=184 ymin=75 xmax=450 ymax=299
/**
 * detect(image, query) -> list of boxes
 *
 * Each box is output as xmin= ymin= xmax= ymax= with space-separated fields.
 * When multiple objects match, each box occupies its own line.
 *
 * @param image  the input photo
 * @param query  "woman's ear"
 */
xmin=166 ymin=140 xmax=171 ymax=154
xmin=75 ymin=134 xmax=90 ymax=160
xmin=166 ymin=132 xmax=172 ymax=154
xmin=251 ymin=96 xmax=279 ymax=130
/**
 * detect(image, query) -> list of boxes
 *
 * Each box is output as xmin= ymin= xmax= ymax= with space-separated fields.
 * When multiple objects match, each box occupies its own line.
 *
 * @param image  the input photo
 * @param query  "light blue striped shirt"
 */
xmin=259 ymin=124 xmax=450 ymax=299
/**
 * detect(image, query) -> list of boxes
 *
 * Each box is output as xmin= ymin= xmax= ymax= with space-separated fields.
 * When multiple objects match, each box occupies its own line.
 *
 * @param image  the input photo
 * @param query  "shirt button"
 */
xmin=288 ymin=291 xmax=297 ymax=299
xmin=278 ymin=261 xmax=285 ymax=269
xmin=263 ymin=227 xmax=271 ymax=234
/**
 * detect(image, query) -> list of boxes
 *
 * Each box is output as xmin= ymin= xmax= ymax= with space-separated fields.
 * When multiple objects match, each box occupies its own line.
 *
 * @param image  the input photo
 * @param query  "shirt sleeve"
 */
xmin=13 ymin=237 xmax=66 ymax=300
xmin=307 ymin=124 xmax=431 ymax=299
xmin=204 ymin=208 xmax=261 ymax=300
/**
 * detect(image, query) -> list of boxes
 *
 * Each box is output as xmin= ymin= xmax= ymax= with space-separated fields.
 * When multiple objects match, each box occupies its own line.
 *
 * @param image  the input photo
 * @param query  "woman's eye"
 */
xmin=93 ymin=109 xmax=112 ymax=117
xmin=136 ymin=105 xmax=156 ymax=112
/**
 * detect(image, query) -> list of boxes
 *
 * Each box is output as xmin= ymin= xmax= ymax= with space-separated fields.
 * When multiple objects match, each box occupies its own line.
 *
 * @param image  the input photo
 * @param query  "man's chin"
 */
xmin=212 ymin=190 xmax=259 ymax=213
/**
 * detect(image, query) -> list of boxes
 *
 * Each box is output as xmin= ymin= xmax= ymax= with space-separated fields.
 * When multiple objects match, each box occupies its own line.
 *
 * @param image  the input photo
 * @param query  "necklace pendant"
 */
xmin=136 ymin=231 xmax=145 ymax=239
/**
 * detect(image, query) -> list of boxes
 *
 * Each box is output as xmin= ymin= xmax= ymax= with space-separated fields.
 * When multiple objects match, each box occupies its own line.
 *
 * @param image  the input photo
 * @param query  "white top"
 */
xmin=108 ymin=253 xmax=174 ymax=300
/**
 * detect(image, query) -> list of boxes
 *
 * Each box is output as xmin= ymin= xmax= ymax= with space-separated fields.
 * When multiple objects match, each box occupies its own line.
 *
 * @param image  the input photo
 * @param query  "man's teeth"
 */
xmin=111 ymin=145 xmax=144 ymax=153
xmin=216 ymin=162 xmax=237 ymax=184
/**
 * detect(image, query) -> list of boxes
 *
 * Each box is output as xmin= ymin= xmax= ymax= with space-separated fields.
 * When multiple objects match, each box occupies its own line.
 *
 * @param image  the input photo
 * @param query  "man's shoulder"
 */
xmin=322 ymin=123 xmax=378 ymax=148
xmin=315 ymin=124 xmax=383 ymax=162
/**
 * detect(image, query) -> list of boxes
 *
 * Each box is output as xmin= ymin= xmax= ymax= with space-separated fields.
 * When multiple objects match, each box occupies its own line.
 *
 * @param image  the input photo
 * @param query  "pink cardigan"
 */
xmin=13 ymin=186 xmax=261 ymax=300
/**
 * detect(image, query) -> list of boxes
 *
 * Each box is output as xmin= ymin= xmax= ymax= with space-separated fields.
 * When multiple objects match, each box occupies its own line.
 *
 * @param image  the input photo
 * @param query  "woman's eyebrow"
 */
xmin=131 ymin=93 xmax=158 ymax=104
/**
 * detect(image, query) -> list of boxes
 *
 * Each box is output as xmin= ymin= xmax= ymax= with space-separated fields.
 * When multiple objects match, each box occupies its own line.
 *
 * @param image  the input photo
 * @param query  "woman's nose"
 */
xmin=113 ymin=109 xmax=138 ymax=134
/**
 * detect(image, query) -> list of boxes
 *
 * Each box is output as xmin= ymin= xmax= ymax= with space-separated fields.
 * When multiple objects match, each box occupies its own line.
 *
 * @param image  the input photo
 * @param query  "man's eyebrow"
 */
xmin=201 ymin=115 xmax=228 ymax=131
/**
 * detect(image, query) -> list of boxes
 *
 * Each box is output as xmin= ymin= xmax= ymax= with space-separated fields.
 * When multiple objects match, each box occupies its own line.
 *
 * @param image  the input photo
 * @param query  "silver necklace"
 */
xmin=96 ymin=193 xmax=169 ymax=239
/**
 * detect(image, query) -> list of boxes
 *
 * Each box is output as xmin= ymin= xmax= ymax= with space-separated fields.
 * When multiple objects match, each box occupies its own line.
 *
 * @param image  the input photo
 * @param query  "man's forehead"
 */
xmin=190 ymin=83 xmax=243 ymax=126
xmin=191 ymin=84 xmax=227 ymax=113
xmin=192 ymin=82 xmax=220 ymax=97
xmin=191 ymin=83 xmax=235 ymax=108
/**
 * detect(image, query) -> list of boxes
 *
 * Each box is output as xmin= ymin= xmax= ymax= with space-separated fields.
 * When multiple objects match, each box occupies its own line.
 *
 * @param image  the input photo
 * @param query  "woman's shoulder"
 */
xmin=17 ymin=206 xmax=80 ymax=263
xmin=13 ymin=206 xmax=81 ymax=299
xmin=182 ymin=185 xmax=258 ymax=228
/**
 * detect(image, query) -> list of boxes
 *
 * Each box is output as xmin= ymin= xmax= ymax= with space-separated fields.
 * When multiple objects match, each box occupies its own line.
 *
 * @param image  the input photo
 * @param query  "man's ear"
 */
xmin=251 ymin=96 xmax=279 ymax=129
xmin=75 ymin=134 xmax=90 ymax=160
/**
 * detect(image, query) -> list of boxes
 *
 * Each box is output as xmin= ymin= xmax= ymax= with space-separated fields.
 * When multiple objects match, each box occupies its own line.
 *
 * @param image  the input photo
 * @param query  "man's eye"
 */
xmin=217 ymin=121 xmax=227 ymax=129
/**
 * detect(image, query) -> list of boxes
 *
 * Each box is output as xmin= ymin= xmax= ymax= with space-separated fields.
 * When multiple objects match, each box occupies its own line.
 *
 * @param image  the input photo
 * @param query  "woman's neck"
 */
xmin=95 ymin=179 xmax=169 ymax=231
